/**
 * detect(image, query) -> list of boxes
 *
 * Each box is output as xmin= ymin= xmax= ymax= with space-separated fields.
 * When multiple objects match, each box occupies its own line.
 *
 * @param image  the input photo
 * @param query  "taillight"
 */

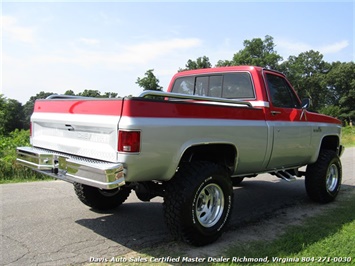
xmin=118 ymin=130 xmax=141 ymax=153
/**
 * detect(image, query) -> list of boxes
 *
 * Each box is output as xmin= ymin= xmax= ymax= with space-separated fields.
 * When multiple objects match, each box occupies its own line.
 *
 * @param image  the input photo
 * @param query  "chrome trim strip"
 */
xmin=16 ymin=147 xmax=125 ymax=189
xmin=249 ymin=101 xmax=270 ymax=108
xmin=139 ymin=91 xmax=252 ymax=107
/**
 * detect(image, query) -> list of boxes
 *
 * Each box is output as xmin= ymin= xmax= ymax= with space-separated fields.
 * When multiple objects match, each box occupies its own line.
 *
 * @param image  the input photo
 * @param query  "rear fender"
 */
xmin=165 ymin=140 xmax=238 ymax=179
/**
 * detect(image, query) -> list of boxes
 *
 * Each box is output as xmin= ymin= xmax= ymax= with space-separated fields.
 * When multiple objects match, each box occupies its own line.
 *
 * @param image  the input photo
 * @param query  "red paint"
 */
xmin=34 ymin=97 xmax=266 ymax=120
xmin=34 ymin=99 xmax=123 ymax=116
xmin=33 ymin=97 xmax=341 ymax=125
xmin=121 ymin=99 xmax=265 ymax=120
xmin=306 ymin=112 xmax=341 ymax=124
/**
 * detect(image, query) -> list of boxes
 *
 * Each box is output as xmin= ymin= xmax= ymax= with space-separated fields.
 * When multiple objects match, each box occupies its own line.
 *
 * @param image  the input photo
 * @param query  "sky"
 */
xmin=1 ymin=0 xmax=354 ymax=104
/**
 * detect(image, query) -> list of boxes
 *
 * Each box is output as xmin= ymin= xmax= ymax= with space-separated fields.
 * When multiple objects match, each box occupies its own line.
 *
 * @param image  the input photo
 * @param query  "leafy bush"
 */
xmin=0 ymin=130 xmax=47 ymax=183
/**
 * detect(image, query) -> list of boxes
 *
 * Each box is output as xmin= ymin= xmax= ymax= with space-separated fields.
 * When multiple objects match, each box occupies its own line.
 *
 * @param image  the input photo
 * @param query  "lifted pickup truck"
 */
xmin=17 ymin=66 xmax=344 ymax=246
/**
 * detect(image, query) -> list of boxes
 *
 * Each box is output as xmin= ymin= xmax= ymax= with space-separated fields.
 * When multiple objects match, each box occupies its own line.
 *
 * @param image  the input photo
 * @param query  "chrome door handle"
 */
xmin=271 ymin=111 xmax=281 ymax=116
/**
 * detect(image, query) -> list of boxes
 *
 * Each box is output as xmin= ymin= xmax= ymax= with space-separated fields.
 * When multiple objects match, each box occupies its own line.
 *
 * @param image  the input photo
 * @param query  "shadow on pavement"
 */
xmin=75 ymin=178 xmax=355 ymax=257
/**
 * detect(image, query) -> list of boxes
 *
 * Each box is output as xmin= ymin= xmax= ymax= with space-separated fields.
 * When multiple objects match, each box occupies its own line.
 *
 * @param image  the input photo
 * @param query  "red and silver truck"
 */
xmin=17 ymin=66 xmax=344 ymax=246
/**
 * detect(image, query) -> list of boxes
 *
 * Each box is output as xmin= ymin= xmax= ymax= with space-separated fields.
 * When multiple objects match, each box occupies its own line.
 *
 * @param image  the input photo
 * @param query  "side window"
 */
xmin=208 ymin=76 xmax=223 ymax=97
xmin=266 ymin=74 xmax=300 ymax=108
xmin=172 ymin=77 xmax=194 ymax=95
xmin=222 ymin=73 xmax=254 ymax=99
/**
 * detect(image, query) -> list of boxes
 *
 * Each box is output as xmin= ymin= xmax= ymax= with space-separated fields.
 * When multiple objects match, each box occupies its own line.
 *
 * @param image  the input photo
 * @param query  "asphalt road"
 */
xmin=1 ymin=148 xmax=354 ymax=266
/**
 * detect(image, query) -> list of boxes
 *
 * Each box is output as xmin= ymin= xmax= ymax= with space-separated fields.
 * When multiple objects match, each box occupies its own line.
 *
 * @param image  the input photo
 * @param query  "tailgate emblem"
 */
xmin=65 ymin=124 xmax=75 ymax=131
xmin=77 ymin=132 xmax=91 ymax=140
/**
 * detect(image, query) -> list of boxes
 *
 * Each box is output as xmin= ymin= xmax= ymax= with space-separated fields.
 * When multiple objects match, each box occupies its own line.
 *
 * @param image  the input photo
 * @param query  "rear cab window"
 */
xmin=172 ymin=72 xmax=255 ymax=100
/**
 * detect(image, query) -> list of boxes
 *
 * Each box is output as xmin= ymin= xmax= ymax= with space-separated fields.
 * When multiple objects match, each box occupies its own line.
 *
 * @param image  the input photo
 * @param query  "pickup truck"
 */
xmin=17 ymin=66 xmax=344 ymax=246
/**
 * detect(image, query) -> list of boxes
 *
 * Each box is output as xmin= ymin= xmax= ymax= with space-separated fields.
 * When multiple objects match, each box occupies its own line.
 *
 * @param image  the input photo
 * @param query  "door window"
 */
xmin=266 ymin=74 xmax=300 ymax=108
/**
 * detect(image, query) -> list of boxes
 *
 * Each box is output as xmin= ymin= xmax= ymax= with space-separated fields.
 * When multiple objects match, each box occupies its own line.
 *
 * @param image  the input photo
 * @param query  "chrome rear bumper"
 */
xmin=16 ymin=147 xmax=125 ymax=189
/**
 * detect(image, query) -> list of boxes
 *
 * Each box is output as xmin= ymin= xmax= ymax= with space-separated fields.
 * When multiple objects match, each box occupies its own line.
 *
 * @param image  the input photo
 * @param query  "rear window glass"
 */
xmin=172 ymin=72 xmax=255 ymax=99
xmin=222 ymin=73 xmax=254 ymax=99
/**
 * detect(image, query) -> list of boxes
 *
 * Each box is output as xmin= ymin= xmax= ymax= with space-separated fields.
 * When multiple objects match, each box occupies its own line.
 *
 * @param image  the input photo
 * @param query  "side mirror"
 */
xmin=301 ymin=98 xmax=311 ymax=109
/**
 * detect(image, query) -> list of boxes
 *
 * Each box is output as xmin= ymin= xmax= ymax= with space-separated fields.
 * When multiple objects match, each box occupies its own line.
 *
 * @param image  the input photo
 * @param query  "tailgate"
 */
xmin=31 ymin=98 xmax=124 ymax=162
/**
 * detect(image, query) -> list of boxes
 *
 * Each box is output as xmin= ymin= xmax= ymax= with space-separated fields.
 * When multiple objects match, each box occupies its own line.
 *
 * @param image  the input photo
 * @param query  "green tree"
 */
xmin=222 ymin=35 xmax=283 ymax=69
xmin=65 ymin=89 xmax=119 ymax=98
xmin=0 ymin=95 xmax=6 ymax=135
xmin=215 ymin=59 xmax=233 ymax=67
xmin=319 ymin=105 xmax=342 ymax=119
xmin=64 ymin=90 xmax=75 ymax=95
xmin=78 ymin=89 xmax=101 ymax=97
xmin=103 ymin=92 xmax=119 ymax=98
xmin=179 ymin=56 xmax=212 ymax=71
xmin=322 ymin=62 xmax=355 ymax=123
xmin=279 ymin=50 xmax=331 ymax=111
xmin=0 ymin=96 xmax=25 ymax=135
xmin=4 ymin=99 xmax=25 ymax=133
xmin=136 ymin=69 xmax=163 ymax=91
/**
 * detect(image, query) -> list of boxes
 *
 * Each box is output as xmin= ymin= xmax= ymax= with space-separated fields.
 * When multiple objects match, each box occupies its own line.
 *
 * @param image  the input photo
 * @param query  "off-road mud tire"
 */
xmin=163 ymin=161 xmax=233 ymax=246
xmin=305 ymin=149 xmax=342 ymax=203
xmin=74 ymin=183 xmax=131 ymax=210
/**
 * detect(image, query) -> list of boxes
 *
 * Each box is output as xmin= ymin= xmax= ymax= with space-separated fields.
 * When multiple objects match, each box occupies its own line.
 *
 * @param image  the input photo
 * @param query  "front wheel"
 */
xmin=74 ymin=183 xmax=131 ymax=210
xmin=305 ymin=149 xmax=342 ymax=203
xmin=163 ymin=161 xmax=233 ymax=246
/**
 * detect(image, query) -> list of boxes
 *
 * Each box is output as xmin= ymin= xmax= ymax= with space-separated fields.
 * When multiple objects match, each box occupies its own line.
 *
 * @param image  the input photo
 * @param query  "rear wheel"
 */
xmin=305 ymin=149 xmax=342 ymax=203
xmin=74 ymin=183 xmax=131 ymax=210
xmin=163 ymin=161 xmax=233 ymax=246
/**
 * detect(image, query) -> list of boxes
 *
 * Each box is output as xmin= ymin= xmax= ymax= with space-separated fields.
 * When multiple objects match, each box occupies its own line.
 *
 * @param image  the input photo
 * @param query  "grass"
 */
xmin=0 ymin=129 xmax=50 ymax=183
xmin=342 ymin=126 xmax=355 ymax=147
xmin=220 ymin=191 xmax=355 ymax=266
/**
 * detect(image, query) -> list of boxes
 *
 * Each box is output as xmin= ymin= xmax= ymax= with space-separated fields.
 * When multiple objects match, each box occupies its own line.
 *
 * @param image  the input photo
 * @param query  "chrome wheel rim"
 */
xmin=326 ymin=164 xmax=339 ymax=192
xmin=195 ymin=183 xmax=224 ymax=228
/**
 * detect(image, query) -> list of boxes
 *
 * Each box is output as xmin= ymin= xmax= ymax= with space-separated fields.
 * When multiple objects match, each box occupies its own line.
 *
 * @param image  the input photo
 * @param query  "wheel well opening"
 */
xmin=320 ymin=136 xmax=339 ymax=152
xmin=180 ymin=144 xmax=236 ymax=173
